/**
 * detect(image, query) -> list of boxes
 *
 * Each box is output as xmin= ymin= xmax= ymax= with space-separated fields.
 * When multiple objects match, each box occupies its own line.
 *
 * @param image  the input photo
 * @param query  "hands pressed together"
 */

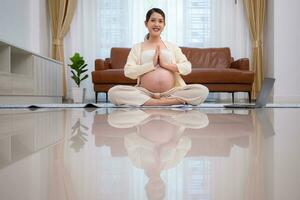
xmin=153 ymin=45 xmax=179 ymax=73
xmin=153 ymin=45 xmax=168 ymax=70
xmin=153 ymin=45 xmax=160 ymax=68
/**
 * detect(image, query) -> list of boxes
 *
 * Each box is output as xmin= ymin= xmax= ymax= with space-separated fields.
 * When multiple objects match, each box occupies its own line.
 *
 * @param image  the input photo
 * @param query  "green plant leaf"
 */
xmin=68 ymin=52 xmax=89 ymax=87
xmin=81 ymin=74 xmax=89 ymax=81
xmin=79 ymin=64 xmax=88 ymax=70
xmin=71 ymin=70 xmax=76 ymax=77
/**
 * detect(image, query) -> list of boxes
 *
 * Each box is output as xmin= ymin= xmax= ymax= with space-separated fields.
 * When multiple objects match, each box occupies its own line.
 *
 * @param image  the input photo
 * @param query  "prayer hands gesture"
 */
xmin=153 ymin=45 xmax=160 ymax=67
xmin=153 ymin=45 xmax=167 ymax=69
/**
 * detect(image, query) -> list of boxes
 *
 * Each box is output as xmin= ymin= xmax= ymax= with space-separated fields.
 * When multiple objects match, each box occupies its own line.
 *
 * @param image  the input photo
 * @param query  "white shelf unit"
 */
xmin=0 ymin=43 xmax=10 ymax=74
xmin=0 ymin=40 xmax=63 ymax=103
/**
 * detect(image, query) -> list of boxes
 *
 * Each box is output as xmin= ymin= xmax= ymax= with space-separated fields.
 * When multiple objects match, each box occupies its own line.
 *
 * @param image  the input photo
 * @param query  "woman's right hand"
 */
xmin=153 ymin=45 xmax=160 ymax=67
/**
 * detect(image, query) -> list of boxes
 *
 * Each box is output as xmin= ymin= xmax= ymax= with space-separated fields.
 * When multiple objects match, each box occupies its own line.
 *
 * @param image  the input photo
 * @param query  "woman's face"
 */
xmin=145 ymin=12 xmax=165 ymax=38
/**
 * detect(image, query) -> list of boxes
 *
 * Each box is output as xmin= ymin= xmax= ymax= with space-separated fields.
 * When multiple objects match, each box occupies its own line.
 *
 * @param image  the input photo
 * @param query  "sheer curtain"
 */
xmin=64 ymin=0 xmax=98 ymax=100
xmin=64 ymin=0 xmax=250 ymax=101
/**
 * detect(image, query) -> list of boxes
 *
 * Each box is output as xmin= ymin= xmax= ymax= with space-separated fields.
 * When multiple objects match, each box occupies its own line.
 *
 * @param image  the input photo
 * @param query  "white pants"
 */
xmin=108 ymin=84 xmax=209 ymax=106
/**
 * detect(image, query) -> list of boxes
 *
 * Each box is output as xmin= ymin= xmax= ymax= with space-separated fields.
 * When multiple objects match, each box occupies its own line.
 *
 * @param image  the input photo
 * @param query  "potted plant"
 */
xmin=68 ymin=52 xmax=89 ymax=103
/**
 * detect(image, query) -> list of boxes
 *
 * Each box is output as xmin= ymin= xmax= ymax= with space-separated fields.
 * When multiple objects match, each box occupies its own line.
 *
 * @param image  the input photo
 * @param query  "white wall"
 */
xmin=30 ymin=0 xmax=51 ymax=57
xmin=271 ymin=0 xmax=300 ymax=103
xmin=0 ymin=0 xmax=50 ymax=57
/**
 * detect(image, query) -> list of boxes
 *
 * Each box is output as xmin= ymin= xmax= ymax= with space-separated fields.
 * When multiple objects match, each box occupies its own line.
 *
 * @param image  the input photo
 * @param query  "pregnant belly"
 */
xmin=140 ymin=67 xmax=175 ymax=93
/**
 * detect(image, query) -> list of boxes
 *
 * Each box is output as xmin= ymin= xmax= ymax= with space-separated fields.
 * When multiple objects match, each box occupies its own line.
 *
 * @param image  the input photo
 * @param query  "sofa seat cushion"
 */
xmin=92 ymin=69 xmax=136 ymax=84
xmin=183 ymin=68 xmax=254 ymax=84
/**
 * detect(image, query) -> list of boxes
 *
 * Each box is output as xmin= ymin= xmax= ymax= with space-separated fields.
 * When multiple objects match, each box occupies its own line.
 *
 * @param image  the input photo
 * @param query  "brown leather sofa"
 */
xmin=92 ymin=47 xmax=254 ymax=102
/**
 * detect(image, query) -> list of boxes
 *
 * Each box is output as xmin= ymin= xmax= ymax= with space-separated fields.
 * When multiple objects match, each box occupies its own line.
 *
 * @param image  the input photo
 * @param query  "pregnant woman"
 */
xmin=108 ymin=8 xmax=209 ymax=106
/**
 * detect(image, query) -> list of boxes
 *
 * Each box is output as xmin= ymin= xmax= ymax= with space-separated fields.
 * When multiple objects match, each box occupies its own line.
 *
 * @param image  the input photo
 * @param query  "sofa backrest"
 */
xmin=110 ymin=47 xmax=232 ymax=69
xmin=110 ymin=48 xmax=131 ymax=69
xmin=181 ymin=47 xmax=232 ymax=68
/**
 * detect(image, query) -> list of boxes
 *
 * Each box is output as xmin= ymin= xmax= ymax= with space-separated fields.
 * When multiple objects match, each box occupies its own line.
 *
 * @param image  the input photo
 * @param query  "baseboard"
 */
xmin=0 ymin=95 xmax=62 ymax=104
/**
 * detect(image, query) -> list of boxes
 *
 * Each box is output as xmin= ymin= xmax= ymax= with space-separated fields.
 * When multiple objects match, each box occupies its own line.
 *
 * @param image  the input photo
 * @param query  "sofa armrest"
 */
xmin=230 ymin=58 xmax=250 ymax=70
xmin=95 ymin=58 xmax=111 ymax=70
xmin=230 ymin=58 xmax=249 ymax=71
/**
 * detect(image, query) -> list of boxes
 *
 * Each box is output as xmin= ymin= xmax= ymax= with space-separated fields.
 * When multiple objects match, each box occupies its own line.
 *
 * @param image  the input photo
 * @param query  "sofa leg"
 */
xmin=248 ymin=91 xmax=251 ymax=103
xmin=232 ymin=92 xmax=234 ymax=103
xmin=95 ymin=92 xmax=98 ymax=103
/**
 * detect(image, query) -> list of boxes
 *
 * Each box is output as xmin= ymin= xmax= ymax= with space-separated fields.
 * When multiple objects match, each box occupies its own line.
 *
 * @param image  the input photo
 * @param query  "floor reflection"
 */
xmin=90 ymin=108 xmax=272 ymax=200
xmin=0 ymin=109 xmax=64 ymax=169
xmin=0 ymin=108 xmax=283 ymax=200
xmin=106 ymin=109 xmax=208 ymax=200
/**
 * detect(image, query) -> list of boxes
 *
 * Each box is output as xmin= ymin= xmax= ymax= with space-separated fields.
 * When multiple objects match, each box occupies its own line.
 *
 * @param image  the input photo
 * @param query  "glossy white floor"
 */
xmin=0 ymin=107 xmax=299 ymax=200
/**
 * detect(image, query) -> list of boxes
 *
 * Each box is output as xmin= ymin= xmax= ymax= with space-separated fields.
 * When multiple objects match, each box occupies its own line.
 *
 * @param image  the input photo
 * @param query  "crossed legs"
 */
xmin=108 ymin=84 xmax=209 ymax=106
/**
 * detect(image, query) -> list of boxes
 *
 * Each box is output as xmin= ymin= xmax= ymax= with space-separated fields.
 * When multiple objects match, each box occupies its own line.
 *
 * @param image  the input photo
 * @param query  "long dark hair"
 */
xmin=145 ymin=8 xmax=165 ymax=23
xmin=145 ymin=8 xmax=165 ymax=40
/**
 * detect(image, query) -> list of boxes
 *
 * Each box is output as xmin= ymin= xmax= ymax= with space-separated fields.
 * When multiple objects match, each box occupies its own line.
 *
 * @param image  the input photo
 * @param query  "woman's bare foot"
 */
xmin=143 ymin=97 xmax=185 ymax=106
xmin=152 ymin=93 xmax=161 ymax=99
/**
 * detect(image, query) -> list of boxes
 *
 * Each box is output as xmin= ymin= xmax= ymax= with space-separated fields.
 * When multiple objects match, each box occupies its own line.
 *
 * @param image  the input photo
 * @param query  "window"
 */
xmin=96 ymin=0 xmax=129 ymax=58
xmin=183 ymin=0 xmax=211 ymax=47
xmin=96 ymin=0 xmax=249 ymax=60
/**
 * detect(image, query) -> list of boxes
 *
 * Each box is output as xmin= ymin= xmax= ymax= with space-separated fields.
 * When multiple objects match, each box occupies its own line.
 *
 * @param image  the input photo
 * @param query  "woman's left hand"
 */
xmin=159 ymin=60 xmax=178 ymax=72
xmin=158 ymin=52 xmax=170 ymax=69
xmin=158 ymin=57 xmax=167 ymax=69
xmin=158 ymin=50 xmax=179 ymax=72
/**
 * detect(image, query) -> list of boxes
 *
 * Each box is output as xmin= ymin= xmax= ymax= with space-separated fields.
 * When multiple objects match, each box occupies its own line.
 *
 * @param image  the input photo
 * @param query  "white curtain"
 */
xmin=211 ymin=0 xmax=251 ymax=100
xmin=64 ymin=0 xmax=250 ymax=101
xmin=211 ymin=0 xmax=251 ymax=59
xmin=64 ymin=0 xmax=98 ymax=100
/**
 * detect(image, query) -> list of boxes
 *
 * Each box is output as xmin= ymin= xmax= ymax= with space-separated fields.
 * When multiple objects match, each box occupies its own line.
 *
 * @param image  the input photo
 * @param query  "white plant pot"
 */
xmin=72 ymin=87 xmax=85 ymax=103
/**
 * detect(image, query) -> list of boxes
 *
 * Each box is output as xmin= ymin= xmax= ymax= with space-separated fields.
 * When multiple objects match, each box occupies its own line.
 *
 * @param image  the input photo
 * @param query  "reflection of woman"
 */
xmin=108 ymin=8 xmax=209 ymax=106
xmin=108 ymin=109 xmax=209 ymax=200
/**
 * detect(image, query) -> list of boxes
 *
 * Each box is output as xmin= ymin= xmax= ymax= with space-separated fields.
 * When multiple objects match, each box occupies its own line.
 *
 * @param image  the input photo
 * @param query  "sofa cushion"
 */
xmin=110 ymin=48 xmax=131 ymax=69
xmin=181 ymin=47 xmax=232 ymax=69
xmin=183 ymin=68 xmax=254 ymax=84
xmin=92 ymin=69 xmax=136 ymax=84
